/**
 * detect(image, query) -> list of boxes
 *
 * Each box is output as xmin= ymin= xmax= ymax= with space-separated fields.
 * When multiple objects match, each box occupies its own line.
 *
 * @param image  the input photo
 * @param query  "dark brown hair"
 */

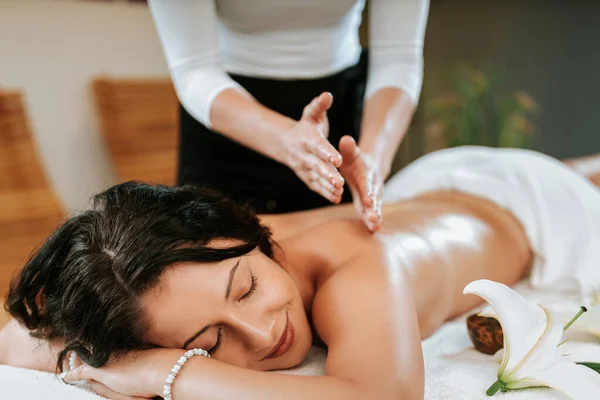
xmin=6 ymin=182 xmax=273 ymax=371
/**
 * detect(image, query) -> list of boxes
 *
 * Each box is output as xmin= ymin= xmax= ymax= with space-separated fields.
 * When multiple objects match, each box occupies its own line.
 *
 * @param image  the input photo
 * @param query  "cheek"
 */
xmin=264 ymin=266 xmax=299 ymax=304
xmin=213 ymin=341 xmax=254 ymax=369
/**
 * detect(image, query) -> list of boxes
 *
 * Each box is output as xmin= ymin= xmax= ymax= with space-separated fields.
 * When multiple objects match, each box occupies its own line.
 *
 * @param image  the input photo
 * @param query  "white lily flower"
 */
xmin=464 ymin=279 xmax=600 ymax=398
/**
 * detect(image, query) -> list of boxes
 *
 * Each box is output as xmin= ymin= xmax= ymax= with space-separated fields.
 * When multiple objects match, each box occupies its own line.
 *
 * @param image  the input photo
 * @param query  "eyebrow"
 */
xmin=181 ymin=259 xmax=241 ymax=349
xmin=182 ymin=324 xmax=210 ymax=350
xmin=225 ymin=259 xmax=241 ymax=300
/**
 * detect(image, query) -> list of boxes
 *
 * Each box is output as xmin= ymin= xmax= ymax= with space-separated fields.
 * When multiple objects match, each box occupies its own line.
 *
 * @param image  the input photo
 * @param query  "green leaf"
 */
xmin=578 ymin=362 xmax=600 ymax=374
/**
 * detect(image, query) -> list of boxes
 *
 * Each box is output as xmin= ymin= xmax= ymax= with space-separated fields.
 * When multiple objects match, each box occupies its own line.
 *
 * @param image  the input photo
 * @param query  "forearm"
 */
xmin=209 ymin=88 xmax=296 ymax=164
xmin=358 ymin=88 xmax=416 ymax=179
xmin=156 ymin=351 xmax=381 ymax=400
xmin=0 ymin=320 xmax=62 ymax=372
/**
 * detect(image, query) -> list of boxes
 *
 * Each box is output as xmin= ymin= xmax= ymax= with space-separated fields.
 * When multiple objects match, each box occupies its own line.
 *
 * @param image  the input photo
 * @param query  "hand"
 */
xmin=279 ymin=92 xmax=345 ymax=203
xmin=63 ymin=349 xmax=181 ymax=400
xmin=338 ymin=136 xmax=384 ymax=232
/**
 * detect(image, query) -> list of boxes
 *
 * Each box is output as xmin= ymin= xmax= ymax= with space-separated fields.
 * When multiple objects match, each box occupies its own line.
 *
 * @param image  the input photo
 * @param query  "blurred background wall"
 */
xmin=0 ymin=0 xmax=599 ymax=312
xmin=421 ymin=0 xmax=600 ymax=160
xmin=0 ymin=0 xmax=168 ymax=211
xmin=1 ymin=0 xmax=599 ymax=212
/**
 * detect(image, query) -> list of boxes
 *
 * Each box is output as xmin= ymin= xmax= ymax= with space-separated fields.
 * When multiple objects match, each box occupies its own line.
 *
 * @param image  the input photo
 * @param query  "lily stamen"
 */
xmin=564 ymin=306 xmax=588 ymax=332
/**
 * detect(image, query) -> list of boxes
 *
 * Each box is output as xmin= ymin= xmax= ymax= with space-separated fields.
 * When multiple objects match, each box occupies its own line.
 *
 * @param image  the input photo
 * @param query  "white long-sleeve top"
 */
xmin=148 ymin=0 xmax=430 ymax=128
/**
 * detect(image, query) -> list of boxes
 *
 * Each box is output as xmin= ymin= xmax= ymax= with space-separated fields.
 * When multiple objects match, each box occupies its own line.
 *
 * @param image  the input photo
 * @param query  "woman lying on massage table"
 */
xmin=2 ymin=145 xmax=600 ymax=400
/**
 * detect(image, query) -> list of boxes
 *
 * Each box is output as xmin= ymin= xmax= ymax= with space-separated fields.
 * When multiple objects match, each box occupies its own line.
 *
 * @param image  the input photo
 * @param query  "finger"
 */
xmin=88 ymin=380 xmax=148 ymax=400
xmin=365 ymin=189 xmax=384 ymax=232
xmin=306 ymin=169 xmax=336 ymax=193
xmin=339 ymin=135 xmax=360 ymax=166
xmin=363 ymin=180 xmax=382 ymax=215
xmin=302 ymin=92 xmax=333 ymax=122
xmin=303 ymin=153 xmax=344 ymax=188
xmin=303 ymin=170 xmax=341 ymax=203
xmin=365 ymin=209 xmax=383 ymax=232
xmin=339 ymin=137 xmax=372 ymax=205
xmin=338 ymin=136 xmax=373 ymax=206
xmin=320 ymin=176 xmax=343 ymax=203
xmin=312 ymin=172 xmax=343 ymax=203
xmin=353 ymin=168 xmax=372 ymax=209
xmin=332 ymin=185 xmax=344 ymax=198
xmin=304 ymin=136 xmax=343 ymax=168
xmin=64 ymin=365 xmax=95 ymax=383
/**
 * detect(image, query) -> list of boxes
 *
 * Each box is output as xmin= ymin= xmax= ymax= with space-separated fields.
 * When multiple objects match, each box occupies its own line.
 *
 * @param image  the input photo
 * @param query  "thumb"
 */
xmin=302 ymin=92 xmax=333 ymax=122
xmin=339 ymin=135 xmax=360 ymax=167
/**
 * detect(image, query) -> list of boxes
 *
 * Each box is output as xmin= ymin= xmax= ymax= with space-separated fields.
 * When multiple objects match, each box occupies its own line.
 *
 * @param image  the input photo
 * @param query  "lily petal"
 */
xmin=521 ymin=358 xmax=600 ymax=400
xmin=464 ymin=280 xmax=547 ymax=374
xmin=477 ymin=305 xmax=496 ymax=319
xmin=508 ymin=306 xmax=564 ymax=381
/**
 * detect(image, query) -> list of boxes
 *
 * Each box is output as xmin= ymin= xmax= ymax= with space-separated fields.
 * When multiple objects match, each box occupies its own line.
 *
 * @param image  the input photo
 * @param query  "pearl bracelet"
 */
xmin=58 ymin=351 xmax=81 ymax=385
xmin=163 ymin=348 xmax=210 ymax=399
xmin=69 ymin=351 xmax=78 ymax=372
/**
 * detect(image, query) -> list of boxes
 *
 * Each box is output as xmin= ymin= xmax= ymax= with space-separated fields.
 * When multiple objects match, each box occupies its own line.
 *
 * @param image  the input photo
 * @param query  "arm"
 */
xmin=338 ymin=0 xmax=429 ymax=231
xmin=154 ymin=355 xmax=384 ymax=400
xmin=359 ymin=0 xmax=430 ymax=177
xmin=147 ymin=1 xmax=344 ymax=201
xmin=0 ymin=320 xmax=61 ymax=372
xmin=147 ymin=0 xmax=288 ymax=158
xmin=156 ymin=237 xmax=423 ymax=399
xmin=66 ymin=224 xmax=424 ymax=400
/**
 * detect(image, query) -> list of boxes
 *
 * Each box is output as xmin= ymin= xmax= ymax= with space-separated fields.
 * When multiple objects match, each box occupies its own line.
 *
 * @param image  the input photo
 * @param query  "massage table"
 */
xmin=1 ymin=283 xmax=599 ymax=399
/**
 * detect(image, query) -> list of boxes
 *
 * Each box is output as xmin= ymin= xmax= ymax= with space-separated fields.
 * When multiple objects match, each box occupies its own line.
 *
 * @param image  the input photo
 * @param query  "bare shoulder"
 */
xmin=305 ymin=237 xmax=425 ymax=399
xmin=280 ymin=219 xmax=377 ymax=273
xmin=258 ymin=203 xmax=359 ymax=242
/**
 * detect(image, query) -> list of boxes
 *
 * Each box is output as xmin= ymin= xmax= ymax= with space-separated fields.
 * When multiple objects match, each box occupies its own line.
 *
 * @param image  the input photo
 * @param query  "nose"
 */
xmin=228 ymin=309 xmax=276 ymax=352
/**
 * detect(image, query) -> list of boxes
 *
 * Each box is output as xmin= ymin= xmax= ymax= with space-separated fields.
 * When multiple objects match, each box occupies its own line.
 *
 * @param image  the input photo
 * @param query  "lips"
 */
xmin=262 ymin=312 xmax=295 ymax=361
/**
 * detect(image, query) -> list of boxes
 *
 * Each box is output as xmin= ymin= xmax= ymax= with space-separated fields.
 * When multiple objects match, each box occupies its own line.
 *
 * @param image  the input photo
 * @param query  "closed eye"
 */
xmin=240 ymin=274 xmax=258 ymax=301
xmin=207 ymin=328 xmax=223 ymax=356
xmin=207 ymin=275 xmax=257 ymax=355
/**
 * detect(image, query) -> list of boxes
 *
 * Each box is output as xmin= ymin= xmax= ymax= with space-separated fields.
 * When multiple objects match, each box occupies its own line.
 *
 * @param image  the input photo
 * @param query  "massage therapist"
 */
xmin=148 ymin=0 xmax=430 ymax=231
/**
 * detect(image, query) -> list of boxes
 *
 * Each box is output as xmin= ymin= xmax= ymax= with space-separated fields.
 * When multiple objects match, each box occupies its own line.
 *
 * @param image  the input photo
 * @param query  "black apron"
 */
xmin=178 ymin=51 xmax=368 ymax=214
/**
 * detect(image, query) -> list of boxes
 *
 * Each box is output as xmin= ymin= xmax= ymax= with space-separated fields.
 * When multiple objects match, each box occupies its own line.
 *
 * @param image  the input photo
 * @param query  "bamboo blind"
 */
xmin=0 ymin=90 xmax=64 ymax=296
xmin=92 ymin=76 xmax=179 ymax=185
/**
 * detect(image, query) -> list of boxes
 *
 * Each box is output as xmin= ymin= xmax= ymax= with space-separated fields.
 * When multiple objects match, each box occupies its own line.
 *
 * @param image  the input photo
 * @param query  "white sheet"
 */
xmin=2 ymin=284 xmax=598 ymax=399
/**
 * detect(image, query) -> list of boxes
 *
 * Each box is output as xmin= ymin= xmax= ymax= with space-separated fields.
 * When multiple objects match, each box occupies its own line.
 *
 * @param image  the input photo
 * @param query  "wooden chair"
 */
xmin=0 ymin=90 xmax=64 ymax=298
xmin=92 ymin=76 xmax=179 ymax=185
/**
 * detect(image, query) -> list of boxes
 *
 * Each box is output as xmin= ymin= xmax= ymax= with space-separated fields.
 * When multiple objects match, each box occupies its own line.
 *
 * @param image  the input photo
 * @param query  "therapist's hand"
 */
xmin=338 ymin=136 xmax=384 ymax=232
xmin=279 ymin=92 xmax=345 ymax=203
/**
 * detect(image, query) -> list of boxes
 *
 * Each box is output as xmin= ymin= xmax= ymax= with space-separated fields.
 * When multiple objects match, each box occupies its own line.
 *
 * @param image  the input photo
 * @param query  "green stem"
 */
xmin=486 ymin=379 xmax=505 ymax=396
xmin=564 ymin=306 xmax=588 ymax=331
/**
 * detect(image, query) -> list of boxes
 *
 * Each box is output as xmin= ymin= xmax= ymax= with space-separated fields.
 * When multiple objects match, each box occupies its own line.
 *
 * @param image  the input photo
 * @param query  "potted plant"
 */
xmin=425 ymin=65 xmax=539 ymax=153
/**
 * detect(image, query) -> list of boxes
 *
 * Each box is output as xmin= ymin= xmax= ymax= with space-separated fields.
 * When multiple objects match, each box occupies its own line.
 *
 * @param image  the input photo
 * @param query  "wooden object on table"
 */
xmin=466 ymin=314 xmax=504 ymax=355
xmin=0 ymin=90 xmax=64 ymax=298
xmin=92 ymin=76 xmax=179 ymax=186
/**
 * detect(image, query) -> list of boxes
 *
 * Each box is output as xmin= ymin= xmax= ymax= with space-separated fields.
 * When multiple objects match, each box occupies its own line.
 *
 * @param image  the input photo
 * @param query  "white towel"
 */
xmin=383 ymin=146 xmax=600 ymax=304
